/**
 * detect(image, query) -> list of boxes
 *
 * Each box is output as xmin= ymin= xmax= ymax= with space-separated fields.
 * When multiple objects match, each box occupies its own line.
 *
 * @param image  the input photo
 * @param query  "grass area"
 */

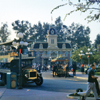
xmin=95 ymin=72 xmax=100 ymax=75
xmin=76 ymin=70 xmax=81 ymax=72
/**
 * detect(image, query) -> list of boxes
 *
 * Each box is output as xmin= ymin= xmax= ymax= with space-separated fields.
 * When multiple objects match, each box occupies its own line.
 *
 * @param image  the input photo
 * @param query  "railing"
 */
xmin=0 ymin=51 xmax=14 ymax=56
xmin=0 ymin=69 xmax=11 ymax=73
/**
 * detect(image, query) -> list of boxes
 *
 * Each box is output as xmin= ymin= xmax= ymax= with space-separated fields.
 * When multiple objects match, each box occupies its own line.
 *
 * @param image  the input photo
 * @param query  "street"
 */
xmin=1 ymin=71 xmax=100 ymax=100
xmin=24 ymin=71 xmax=88 ymax=93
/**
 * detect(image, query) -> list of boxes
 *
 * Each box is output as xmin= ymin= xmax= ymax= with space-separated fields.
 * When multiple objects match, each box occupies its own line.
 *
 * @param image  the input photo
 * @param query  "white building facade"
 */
xmin=32 ymin=27 xmax=72 ymax=66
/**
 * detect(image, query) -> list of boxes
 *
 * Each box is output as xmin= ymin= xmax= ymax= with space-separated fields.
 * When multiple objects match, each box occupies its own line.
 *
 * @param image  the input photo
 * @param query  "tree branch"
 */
xmin=51 ymin=3 xmax=68 ymax=14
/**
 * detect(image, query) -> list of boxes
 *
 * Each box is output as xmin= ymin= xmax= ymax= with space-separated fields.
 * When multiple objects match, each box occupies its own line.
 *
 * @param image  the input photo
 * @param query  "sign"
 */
xmin=89 ymin=0 xmax=100 ymax=3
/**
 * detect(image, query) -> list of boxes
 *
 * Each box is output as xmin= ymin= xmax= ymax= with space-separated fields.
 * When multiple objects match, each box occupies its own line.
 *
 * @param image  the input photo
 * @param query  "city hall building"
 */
xmin=32 ymin=27 xmax=72 ymax=66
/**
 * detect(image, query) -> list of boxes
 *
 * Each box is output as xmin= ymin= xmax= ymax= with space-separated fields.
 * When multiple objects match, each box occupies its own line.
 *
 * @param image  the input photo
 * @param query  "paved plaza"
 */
xmin=0 ymin=71 xmax=100 ymax=100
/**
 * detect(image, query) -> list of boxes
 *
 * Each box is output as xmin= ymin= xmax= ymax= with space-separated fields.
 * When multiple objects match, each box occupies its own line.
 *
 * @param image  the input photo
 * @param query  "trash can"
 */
xmin=6 ymin=72 xmax=17 ymax=89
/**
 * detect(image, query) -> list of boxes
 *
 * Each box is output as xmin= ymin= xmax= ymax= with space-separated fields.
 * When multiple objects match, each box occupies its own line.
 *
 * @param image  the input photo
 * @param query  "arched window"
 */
xmin=51 ymin=39 xmax=54 ymax=44
xmin=62 ymin=44 xmax=66 ymax=49
xmin=39 ymin=44 xmax=43 ymax=49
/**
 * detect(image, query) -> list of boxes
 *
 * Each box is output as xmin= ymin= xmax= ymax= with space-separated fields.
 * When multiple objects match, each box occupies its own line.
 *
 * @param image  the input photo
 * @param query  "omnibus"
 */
xmin=0 ymin=41 xmax=43 ymax=87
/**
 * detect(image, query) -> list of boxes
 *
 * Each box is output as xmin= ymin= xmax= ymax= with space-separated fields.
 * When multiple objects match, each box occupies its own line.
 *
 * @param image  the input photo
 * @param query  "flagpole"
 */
xmin=51 ymin=15 xmax=53 ymax=24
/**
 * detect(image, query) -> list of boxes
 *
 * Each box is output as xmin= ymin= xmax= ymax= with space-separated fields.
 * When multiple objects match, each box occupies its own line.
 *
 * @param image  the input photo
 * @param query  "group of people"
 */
xmin=32 ymin=64 xmax=51 ymax=72
xmin=32 ymin=64 xmax=41 ymax=73
xmin=81 ymin=64 xmax=93 ymax=74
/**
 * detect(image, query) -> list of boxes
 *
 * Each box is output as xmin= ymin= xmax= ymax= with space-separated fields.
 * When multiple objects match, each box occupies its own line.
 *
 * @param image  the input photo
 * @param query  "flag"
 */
xmin=19 ymin=49 xmax=21 ymax=54
xmin=51 ymin=16 xmax=53 ymax=21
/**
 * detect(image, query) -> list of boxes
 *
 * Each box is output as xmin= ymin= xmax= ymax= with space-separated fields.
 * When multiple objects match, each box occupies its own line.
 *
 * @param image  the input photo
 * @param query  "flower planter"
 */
xmin=66 ymin=93 xmax=95 ymax=100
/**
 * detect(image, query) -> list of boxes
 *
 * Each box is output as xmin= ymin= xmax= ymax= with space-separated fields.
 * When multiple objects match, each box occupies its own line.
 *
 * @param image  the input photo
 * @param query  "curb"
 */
xmin=74 ymin=76 xmax=87 ymax=80
xmin=74 ymin=76 xmax=100 ymax=81
xmin=0 ymin=87 xmax=6 ymax=99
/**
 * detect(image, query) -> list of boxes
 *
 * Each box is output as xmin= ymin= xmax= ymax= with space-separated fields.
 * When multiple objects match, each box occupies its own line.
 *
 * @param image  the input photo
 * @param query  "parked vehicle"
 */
xmin=51 ymin=57 xmax=69 ymax=77
xmin=0 ymin=41 xmax=43 ymax=87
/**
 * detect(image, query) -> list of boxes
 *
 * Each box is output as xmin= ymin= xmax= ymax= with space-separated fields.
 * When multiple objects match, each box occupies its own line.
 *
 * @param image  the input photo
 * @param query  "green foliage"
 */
xmin=71 ymin=46 xmax=95 ymax=63
xmin=28 ymin=17 xmax=69 ymax=42
xmin=67 ymin=23 xmax=91 ymax=49
xmin=11 ymin=17 xmax=91 ymax=49
xmin=93 ymin=51 xmax=100 ymax=63
xmin=0 ymin=23 xmax=11 ymax=42
xmin=76 ymin=88 xmax=83 ymax=92
xmin=95 ymin=72 xmax=100 ymax=75
xmin=12 ymin=20 xmax=32 ymax=41
xmin=94 ymin=34 xmax=100 ymax=48
xmin=29 ymin=22 xmax=49 ymax=42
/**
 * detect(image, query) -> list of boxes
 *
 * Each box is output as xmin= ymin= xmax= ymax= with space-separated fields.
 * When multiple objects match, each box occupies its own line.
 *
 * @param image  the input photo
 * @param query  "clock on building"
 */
xmin=49 ymin=28 xmax=56 ymax=35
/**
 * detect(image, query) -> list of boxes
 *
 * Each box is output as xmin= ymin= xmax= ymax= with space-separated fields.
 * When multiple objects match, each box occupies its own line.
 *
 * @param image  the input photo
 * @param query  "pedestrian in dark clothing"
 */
xmin=53 ymin=64 xmax=57 ymax=77
xmin=82 ymin=64 xmax=100 ymax=100
xmin=81 ymin=64 xmax=84 ymax=74
xmin=65 ymin=64 xmax=69 ymax=77
xmin=44 ymin=65 xmax=47 ymax=71
xmin=38 ymin=64 xmax=41 ymax=73
xmin=72 ymin=62 xmax=77 ymax=76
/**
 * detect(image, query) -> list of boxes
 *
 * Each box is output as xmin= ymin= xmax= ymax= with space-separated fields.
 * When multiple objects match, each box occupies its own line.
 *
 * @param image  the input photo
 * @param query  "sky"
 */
xmin=0 ymin=0 xmax=100 ymax=43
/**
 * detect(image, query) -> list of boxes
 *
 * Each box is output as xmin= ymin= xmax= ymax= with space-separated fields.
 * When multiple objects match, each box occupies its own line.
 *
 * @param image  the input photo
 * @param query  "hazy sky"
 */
xmin=0 ymin=0 xmax=100 ymax=43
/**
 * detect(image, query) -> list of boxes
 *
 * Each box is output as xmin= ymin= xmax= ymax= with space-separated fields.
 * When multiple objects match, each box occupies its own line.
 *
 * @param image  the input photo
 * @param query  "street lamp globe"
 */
xmin=18 ymin=32 xmax=23 ymax=38
xmin=20 ymin=41 xmax=24 ymax=46
xmin=12 ymin=41 xmax=17 ymax=46
xmin=80 ymin=50 xmax=83 ymax=53
xmin=49 ymin=57 xmax=52 ymax=60
xmin=24 ymin=42 xmax=28 ymax=46
xmin=88 ymin=48 xmax=90 ymax=51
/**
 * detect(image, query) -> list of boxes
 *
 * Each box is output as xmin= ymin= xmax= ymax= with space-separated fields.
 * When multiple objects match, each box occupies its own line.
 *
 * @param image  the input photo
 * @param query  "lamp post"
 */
xmin=12 ymin=32 xmax=28 ymax=89
xmin=86 ymin=48 xmax=92 ymax=66
xmin=79 ymin=50 xmax=85 ymax=64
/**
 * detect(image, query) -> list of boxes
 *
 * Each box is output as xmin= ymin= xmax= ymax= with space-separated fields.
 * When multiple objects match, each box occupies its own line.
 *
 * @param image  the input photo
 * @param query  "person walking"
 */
xmin=82 ymin=64 xmax=100 ymax=100
xmin=53 ymin=64 xmax=56 ymax=77
xmin=72 ymin=62 xmax=77 ymax=76
xmin=38 ymin=64 xmax=41 ymax=73
xmin=81 ymin=64 xmax=84 ymax=74
xmin=65 ymin=63 xmax=69 ymax=77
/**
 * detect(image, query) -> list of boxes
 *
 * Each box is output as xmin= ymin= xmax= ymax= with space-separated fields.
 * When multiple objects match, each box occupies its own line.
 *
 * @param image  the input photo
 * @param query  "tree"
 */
xmin=29 ymin=22 xmax=50 ymax=42
xmin=93 ymin=51 xmax=100 ymax=64
xmin=0 ymin=23 xmax=11 ymax=42
xmin=54 ymin=16 xmax=68 ymax=42
xmin=67 ymin=23 xmax=91 ymax=49
xmin=29 ymin=17 xmax=91 ymax=49
xmin=71 ymin=46 xmax=95 ymax=64
xmin=94 ymin=34 xmax=100 ymax=48
xmin=51 ymin=0 xmax=100 ymax=22
xmin=12 ymin=20 xmax=32 ymax=40
xmin=29 ymin=17 xmax=69 ymax=42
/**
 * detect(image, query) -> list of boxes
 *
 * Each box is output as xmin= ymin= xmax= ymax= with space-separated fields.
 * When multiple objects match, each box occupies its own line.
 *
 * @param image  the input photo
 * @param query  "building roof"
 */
xmin=57 ymin=43 xmax=71 ymax=48
xmin=33 ymin=43 xmax=48 ymax=49
xmin=33 ymin=42 xmax=71 ymax=49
